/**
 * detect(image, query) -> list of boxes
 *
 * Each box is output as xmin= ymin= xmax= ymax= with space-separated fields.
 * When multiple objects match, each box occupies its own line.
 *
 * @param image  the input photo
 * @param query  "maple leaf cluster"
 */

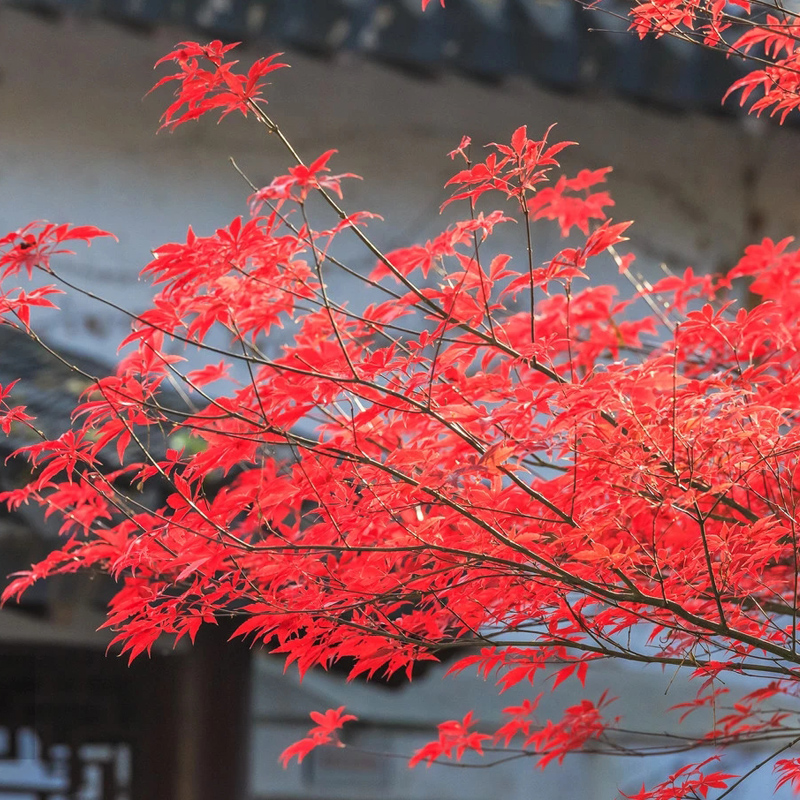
xmin=423 ymin=0 xmax=800 ymax=123
xmin=278 ymin=707 xmax=356 ymax=767
xmin=588 ymin=0 xmax=800 ymax=121
xmin=5 ymin=1 xmax=800 ymax=795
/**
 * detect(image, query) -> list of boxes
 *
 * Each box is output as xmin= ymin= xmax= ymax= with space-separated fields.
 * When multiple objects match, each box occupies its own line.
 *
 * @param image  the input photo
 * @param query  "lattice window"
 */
xmin=0 ymin=727 xmax=130 ymax=800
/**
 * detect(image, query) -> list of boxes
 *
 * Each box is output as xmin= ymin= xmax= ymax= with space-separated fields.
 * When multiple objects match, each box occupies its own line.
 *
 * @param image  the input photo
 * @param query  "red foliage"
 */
xmin=279 ymin=707 xmax=357 ymax=767
xmin=409 ymin=712 xmax=492 ymax=767
xmin=621 ymin=757 xmax=737 ymax=800
xmin=5 ymin=3 xmax=800 ymax=796
xmin=588 ymin=0 xmax=800 ymax=121
xmin=152 ymin=41 xmax=288 ymax=129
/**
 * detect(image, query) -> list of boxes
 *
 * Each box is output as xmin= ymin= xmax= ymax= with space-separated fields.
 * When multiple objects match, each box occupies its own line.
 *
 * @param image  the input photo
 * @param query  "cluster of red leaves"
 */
xmin=278 ymin=707 xmax=357 ymax=767
xmin=776 ymin=758 xmax=800 ymax=793
xmin=622 ymin=757 xmax=737 ymax=800
xmin=443 ymin=124 xmax=575 ymax=209
xmin=588 ymin=0 xmax=800 ymax=121
xmin=0 ymin=223 xmax=112 ymax=327
xmin=622 ymin=0 xmax=751 ymax=42
xmin=528 ymin=166 xmax=614 ymax=236
xmin=722 ymin=14 xmax=800 ymax=121
xmin=250 ymin=150 xmax=360 ymax=206
xmin=408 ymin=711 xmax=492 ymax=767
xmin=152 ymin=40 xmax=288 ymax=129
xmin=429 ymin=0 xmax=800 ymax=122
xmin=4 ymin=33 xmax=800 ymax=799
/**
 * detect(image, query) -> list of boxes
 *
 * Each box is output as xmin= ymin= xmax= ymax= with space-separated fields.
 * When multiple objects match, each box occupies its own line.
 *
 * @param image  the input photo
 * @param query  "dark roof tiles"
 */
xmin=8 ymin=0 xmax=748 ymax=113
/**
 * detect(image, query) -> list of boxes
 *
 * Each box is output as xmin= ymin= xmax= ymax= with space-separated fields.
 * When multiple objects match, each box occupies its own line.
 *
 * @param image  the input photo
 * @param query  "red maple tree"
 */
xmin=4 ymin=2 xmax=800 ymax=796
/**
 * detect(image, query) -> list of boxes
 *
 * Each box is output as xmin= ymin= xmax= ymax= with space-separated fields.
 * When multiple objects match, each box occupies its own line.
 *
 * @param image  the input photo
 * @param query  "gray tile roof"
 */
xmin=9 ymin=0 xmax=748 ymax=113
xmin=0 ymin=325 xmax=111 ymax=447
xmin=0 ymin=325 xmax=182 ymax=606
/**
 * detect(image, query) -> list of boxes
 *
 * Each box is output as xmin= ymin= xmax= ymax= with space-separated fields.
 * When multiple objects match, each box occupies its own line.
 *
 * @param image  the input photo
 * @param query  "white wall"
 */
xmin=250 ymin=653 xmax=799 ymax=800
xmin=2 ymin=8 xmax=800 ymax=366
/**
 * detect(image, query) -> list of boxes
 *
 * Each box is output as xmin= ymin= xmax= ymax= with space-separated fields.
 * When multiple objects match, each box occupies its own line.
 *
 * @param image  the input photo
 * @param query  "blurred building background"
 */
xmin=1 ymin=1 xmax=799 ymax=798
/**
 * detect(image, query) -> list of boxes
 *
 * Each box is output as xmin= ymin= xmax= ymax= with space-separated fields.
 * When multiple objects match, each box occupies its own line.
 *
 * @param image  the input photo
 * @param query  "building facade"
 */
xmin=1 ymin=3 xmax=800 ymax=798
